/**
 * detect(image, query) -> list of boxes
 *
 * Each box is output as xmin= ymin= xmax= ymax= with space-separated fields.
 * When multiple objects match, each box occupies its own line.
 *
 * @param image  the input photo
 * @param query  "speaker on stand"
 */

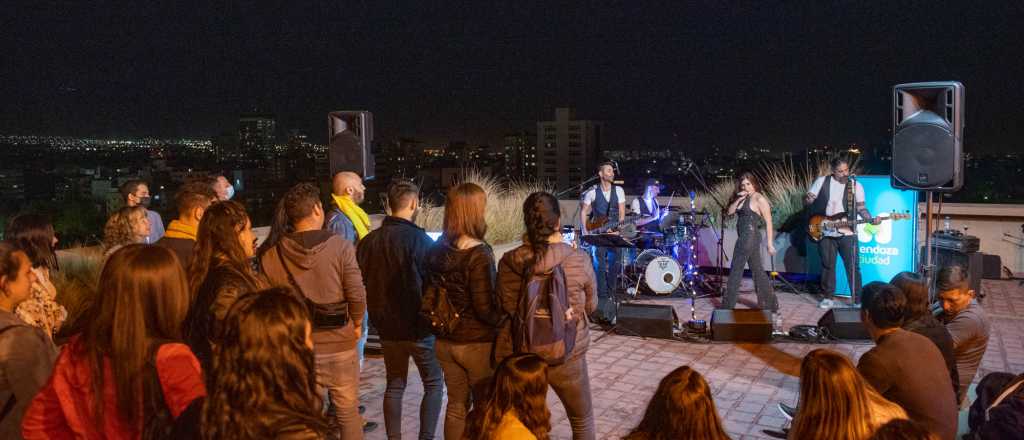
xmin=328 ymin=111 xmax=375 ymax=179
xmin=891 ymin=82 xmax=965 ymax=296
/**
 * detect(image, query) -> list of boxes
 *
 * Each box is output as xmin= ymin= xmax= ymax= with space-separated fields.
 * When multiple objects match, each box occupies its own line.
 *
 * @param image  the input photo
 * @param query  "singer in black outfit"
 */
xmin=722 ymin=171 xmax=778 ymax=312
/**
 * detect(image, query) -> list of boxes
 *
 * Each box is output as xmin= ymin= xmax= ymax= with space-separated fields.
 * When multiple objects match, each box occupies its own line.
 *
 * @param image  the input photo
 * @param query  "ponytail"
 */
xmin=522 ymin=192 xmax=561 ymax=269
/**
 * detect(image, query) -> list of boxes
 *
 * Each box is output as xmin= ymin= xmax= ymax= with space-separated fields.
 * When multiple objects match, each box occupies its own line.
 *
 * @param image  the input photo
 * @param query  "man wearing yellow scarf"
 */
xmin=324 ymin=170 xmax=379 ymax=433
xmin=326 ymin=172 xmax=371 ymax=242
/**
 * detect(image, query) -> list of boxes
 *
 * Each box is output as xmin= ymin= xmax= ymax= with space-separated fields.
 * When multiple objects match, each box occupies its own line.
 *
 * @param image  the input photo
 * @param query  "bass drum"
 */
xmin=633 ymin=249 xmax=682 ymax=295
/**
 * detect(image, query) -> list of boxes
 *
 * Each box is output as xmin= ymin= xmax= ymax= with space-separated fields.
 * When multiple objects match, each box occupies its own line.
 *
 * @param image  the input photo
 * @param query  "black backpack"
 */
xmin=419 ymin=272 xmax=467 ymax=337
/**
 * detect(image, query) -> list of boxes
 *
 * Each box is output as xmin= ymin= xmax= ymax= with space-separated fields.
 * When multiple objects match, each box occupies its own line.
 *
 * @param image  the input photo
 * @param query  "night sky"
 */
xmin=3 ymin=1 xmax=1023 ymax=152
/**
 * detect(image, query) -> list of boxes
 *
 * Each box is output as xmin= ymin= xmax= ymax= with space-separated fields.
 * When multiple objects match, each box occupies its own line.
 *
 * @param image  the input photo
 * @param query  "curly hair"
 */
xmin=201 ymin=287 xmax=327 ymax=439
xmin=464 ymin=353 xmax=551 ymax=440
xmin=103 ymin=205 xmax=147 ymax=252
xmin=187 ymin=200 xmax=259 ymax=301
xmin=625 ymin=366 xmax=729 ymax=440
xmin=521 ymin=191 xmax=561 ymax=267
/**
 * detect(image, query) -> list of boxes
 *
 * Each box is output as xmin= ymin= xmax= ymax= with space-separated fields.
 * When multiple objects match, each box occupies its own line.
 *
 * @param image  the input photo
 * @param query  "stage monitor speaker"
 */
xmin=710 ymin=309 xmax=772 ymax=343
xmin=617 ymin=303 xmax=678 ymax=340
xmin=925 ymin=246 xmax=983 ymax=294
xmin=891 ymin=81 xmax=965 ymax=192
xmin=818 ymin=308 xmax=869 ymax=340
xmin=328 ymin=111 xmax=375 ymax=179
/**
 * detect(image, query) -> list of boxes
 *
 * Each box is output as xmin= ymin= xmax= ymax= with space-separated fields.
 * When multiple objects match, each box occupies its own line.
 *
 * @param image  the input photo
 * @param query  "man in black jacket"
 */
xmin=355 ymin=180 xmax=443 ymax=440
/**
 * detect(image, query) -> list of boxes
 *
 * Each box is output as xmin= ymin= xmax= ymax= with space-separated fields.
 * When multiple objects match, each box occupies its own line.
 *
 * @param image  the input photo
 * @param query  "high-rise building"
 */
xmin=503 ymin=131 xmax=536 ymax=180
xmin=238 ymin=112 xmax=277 ymax=157
xmin=536 ymin=108 xmax=603 ymax=190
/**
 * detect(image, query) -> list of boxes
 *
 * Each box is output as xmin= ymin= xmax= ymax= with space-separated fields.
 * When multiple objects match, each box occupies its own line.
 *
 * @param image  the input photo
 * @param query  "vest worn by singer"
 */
xmin=809 ymin=176 xmax=855 ymax=222
xmin=589 ymin=186 xmax=620 ymax=223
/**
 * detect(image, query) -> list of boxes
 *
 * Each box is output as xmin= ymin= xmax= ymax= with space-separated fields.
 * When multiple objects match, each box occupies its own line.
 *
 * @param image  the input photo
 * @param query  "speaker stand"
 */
xmin=921 ymin=191 xmax=936 ymax=302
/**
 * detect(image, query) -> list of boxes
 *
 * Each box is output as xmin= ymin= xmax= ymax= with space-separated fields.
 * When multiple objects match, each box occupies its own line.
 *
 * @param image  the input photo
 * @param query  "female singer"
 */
xmin=721 ymin=171 xmax=778 ymax=313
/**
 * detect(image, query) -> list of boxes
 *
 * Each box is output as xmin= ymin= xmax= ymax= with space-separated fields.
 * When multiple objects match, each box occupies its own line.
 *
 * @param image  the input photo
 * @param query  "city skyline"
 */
xmin=3 ymin=2 xmax=1023 ymax=152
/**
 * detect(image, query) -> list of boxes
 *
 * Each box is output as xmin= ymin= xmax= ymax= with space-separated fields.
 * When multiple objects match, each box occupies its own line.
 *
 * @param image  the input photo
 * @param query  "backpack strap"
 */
xmin=275 ymin=244 xmax=307 ymax=298
xmin=987 ymin=376 xmax=1024 ymax=422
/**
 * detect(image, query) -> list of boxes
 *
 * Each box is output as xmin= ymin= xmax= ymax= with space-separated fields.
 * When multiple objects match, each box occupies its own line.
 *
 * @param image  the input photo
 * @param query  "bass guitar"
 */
xmin=586 ymin=215 xmax=642 ymax=237
xmin=808 ymin=211 xmax=911 ymax=242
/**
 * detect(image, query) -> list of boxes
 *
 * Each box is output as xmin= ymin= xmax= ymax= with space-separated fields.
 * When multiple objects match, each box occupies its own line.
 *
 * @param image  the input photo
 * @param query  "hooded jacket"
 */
xmin=494 ymin=242 xmax=597 ymax=363
xmin=424 ymin=241 xmax=502 ymax=343
xmin=261 ymin=230 xmax=367 ymax=353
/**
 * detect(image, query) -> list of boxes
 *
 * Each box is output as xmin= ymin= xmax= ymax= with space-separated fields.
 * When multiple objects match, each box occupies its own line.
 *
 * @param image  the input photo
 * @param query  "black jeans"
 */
xmin=381 ymin=336 xmax=445 ymax=440
xmin=818 ymin=235 xmax=861 ymax=301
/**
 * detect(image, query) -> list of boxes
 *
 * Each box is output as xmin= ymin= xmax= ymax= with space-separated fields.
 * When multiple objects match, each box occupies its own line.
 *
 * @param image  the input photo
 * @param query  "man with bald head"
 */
xmin=325 ymin=170 xmax=378 ymax=433
xmin=327 ymin=171 xmax=370 ymax=243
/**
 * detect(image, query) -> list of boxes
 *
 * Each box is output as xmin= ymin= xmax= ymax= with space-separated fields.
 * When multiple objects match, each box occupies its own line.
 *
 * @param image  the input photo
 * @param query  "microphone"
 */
xmin=611 ymin=160 xmax=620 ymax=174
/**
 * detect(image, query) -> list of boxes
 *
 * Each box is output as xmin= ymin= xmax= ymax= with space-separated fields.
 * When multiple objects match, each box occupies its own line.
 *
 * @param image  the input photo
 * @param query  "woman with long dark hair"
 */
xmin=789 ymin=349 xmax=906 ymax=440
xmin=22 ymin=244 xmax=205 ymax=439
xmin=425 ymin=182 xmax=504 ymax=440
xmin=0 ymin=242 xmax=58 ymax=439
xmin=182 ymin=200 xmax=265 ymax=371
xmin=625 ymin=366 xmax=729 ymax=440
xmin=494 ymin=191 xmax=597 ymax=440
xmin=6 ymin=214 xmax=67 ymax=338
xmin=201 ymin=287 xmax=328 ymax=439
xmin=721 ymin=171 xmax=778 ymax=314
xmin=464 ymin=353 xmax=552 ymax=440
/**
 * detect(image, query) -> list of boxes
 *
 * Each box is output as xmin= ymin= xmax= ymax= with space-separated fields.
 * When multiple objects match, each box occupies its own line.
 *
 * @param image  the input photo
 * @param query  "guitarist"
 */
xmin=804 ymin=156 xmax=881 ymax=306
xmin=580 ymin=161 xmax=626 ymax=319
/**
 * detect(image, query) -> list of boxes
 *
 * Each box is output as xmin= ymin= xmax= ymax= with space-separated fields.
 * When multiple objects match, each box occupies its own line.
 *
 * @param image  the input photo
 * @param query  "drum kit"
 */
xmin=569 ymin=207 xmax=714 ymax=298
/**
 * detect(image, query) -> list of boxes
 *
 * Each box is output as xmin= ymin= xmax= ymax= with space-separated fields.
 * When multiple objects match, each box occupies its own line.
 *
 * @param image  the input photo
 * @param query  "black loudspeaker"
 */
xmin=982 ymin=254 xmax=1002 ymax=279
xmin=710 ymin=309 xmax=772 ymax=342
xmin=818 ymin=308 xmax=870 ymax=340
xmin=927 ymin=247 xmax=983 ymax=293
xmin=328 ymin=111 xmax=375 ymax=179
xmin=891 ymin=82 xmax=965 ymax=192
xmin=617 ymin=303 xmax=678 ymax=340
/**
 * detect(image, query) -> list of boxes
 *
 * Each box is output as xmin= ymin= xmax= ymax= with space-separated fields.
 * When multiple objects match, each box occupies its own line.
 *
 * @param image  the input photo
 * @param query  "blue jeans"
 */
xmin=357 ymin=311 xmax=369 ymax=368
xmin=316 ymin=349 xmax=362 ymax=440
xmin=435 ymin=340 xmax=494 ymax=440
xmin=594 ymin=246 xmax=621 ymax=299
xmin=381 ymin=336 xmax=444 ymax=440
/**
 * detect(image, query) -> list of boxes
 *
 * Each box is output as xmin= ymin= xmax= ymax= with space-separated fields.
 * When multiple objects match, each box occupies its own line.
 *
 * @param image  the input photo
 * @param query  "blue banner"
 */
xmin=830 ymin=175 xmax=918 ymax=296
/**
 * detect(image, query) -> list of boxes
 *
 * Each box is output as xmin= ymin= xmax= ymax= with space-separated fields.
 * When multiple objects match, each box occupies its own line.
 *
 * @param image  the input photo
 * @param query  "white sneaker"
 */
xmin=818 ymin=298 xmax=835 ymax=309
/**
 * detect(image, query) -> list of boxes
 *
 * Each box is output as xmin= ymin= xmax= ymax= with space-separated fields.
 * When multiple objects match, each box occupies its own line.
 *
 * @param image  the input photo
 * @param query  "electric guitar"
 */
xmin=808 ymin=211 xmax=912 ymax=242
xmin=585 ymin=215 xmax=642 ymax=237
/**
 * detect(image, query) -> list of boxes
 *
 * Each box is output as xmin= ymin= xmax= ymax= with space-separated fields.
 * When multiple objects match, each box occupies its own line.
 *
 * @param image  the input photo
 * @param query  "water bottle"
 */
xmin=773 ymin=313 xmax=784 ymax=335
xmin=943 ymin=216 xmax=951 ymax=232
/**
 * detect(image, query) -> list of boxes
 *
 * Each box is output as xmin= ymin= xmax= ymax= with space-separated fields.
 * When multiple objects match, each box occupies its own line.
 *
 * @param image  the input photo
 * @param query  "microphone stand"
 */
xmin=686 ymin=163 xmax=730 ymax=296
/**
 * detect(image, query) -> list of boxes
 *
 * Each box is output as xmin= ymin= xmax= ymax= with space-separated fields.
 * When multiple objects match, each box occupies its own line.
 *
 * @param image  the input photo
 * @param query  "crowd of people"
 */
xmin=0 ymin=170 xmax=1021 ymax=440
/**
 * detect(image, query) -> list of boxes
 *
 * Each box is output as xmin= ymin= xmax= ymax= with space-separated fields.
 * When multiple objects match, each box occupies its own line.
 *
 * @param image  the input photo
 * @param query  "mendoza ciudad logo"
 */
xmin=857 ymin=213 xmax=899 ymax=266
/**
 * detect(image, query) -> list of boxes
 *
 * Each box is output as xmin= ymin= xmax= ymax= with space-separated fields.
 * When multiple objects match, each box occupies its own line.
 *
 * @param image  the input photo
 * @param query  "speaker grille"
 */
xmin=893 ymin=122 xmax=955 ymax=188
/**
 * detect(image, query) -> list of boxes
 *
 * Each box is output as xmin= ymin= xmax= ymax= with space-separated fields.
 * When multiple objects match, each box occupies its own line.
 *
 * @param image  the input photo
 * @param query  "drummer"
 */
xmin=631 ymin=178 xmax=668 ymax=233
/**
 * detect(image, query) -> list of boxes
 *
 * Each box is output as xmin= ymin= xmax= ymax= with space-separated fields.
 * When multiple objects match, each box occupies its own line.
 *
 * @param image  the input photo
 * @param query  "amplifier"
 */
xmin=931 ymin=231 xmax=980 ymax=253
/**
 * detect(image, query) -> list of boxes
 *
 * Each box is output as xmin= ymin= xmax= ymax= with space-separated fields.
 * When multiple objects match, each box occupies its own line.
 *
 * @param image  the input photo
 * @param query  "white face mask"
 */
xmin=225 ymin=184 xmax=235 ymax=200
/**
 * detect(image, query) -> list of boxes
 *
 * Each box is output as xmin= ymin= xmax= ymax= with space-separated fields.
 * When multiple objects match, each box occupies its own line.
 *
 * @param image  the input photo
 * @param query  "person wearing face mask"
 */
xmin=119 ymin=179 xmax=165 ymax=244
xmin=211 ymin=173 xmax=236 ymax=201
xmin=0 ymin=242 xmax=59 ymax=439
